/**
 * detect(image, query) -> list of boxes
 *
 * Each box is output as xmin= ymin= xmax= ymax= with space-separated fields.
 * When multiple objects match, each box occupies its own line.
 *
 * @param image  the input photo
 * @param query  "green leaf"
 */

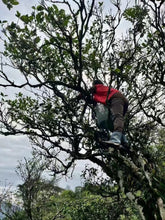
xmin=37 ymin=5 xmax=44 ymax=11
xmin=34 ymin=36 xmax=40 ymax=44
xmin=115 ymin=68 xmax=121 ymax=74
xmin=10 ymin=0 xmax=19 ymax=5
xmin=36 ymin=12 xmax=44 ymax=23
xmin=2 ymin=0 xmax=8 ymax=5
xmin=16 ymin=11 xmax=21 ymax=17
xmin=123 ymin=6 xmax=148 ymax=23
xmin=20 ymin=15 xmax=29 ymax=24
xmin=0 ymin=20 xmax=7 ymax=24
xmin=2 ymin=0 xmax=19 ymax=10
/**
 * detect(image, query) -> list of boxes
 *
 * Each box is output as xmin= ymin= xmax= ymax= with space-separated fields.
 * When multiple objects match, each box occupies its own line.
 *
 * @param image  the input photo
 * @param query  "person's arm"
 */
xmin=74 ymin=86 xmax=96 ymax=104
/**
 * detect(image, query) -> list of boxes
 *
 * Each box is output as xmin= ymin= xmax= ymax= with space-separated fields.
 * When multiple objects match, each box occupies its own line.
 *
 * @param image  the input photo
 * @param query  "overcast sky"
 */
xmin=0 ymin=0 xmax=90 ymax=191
xmin=0 ymin=0 xmax=35 ymax=188
xmin=0 ymin=0 xmax=132 ymax=191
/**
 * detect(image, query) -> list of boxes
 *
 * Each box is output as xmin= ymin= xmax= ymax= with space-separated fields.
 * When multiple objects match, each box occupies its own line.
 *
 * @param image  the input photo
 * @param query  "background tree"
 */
xmin=50 ymin=185 xmax=140 ymax=220
xmin=15 ymin=157 xmax=62 ymax=220
xmin=0 ymin=181 xmax=18 ymax=220
xmin=0 ymin=0 xmax=165 ymax=219
xmin=3 ymin=181 xmax=141 ymax=220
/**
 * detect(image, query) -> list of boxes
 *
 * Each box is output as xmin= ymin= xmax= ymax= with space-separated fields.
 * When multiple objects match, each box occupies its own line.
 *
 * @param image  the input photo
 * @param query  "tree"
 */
xmin=50 ymin=186 xmax=140 ymax=220
xmin=1 ymin=156 xmax=63 ymax=220
xmin=0 ymin=181 xmax=19 ymax=220
xmin=3 ymin=183 xmax=141 ymax=220
xmin=15 ymin=157 xmax=62 ymax=220
xmin=0 ymin=0 xmax=165 ymax=219
xmin=15 ymin=157 xmax=45 ymax=220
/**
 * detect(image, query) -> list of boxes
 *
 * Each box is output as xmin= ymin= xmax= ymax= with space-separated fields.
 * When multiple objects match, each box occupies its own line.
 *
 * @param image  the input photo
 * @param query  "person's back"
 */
xmin=92 ymin=80 xmax=129 ymax=147
xmin=93 ymin=84 xmax=119 ymax=105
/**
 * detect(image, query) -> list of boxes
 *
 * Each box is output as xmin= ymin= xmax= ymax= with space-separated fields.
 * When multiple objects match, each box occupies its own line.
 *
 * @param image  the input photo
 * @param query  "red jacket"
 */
xmin=93 ymin=84 xmax=119 ymax=105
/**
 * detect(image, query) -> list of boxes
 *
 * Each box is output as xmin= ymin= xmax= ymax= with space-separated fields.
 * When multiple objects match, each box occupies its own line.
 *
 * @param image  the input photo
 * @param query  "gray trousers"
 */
xmin=108 ymin=92 xmax=129 ymax=133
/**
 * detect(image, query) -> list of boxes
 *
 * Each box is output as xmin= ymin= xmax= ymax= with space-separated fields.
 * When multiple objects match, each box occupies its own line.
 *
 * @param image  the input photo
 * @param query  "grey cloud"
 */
xmin=0 ymin=0 xmax=94 ymax=191
xmin=0 ymin=135 xmax=32 ymax=186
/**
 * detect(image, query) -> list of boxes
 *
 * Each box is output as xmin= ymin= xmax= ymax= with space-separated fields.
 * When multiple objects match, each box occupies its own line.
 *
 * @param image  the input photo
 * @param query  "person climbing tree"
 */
xmin=91 ymin=80 xmax=129 ymax=147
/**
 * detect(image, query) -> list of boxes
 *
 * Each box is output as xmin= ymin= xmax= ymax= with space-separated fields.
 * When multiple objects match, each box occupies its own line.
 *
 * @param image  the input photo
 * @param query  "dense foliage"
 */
xmin=0 ymin=0 xmax=165 ymax=219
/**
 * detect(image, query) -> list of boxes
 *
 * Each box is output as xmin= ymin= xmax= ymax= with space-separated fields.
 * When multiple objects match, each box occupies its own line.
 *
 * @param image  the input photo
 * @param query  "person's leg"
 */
xmin=102 ymin=97 xmax=124 ymax=145
xmin=102 ymin=93 xmax=129 ymax=146
xmin=108 ymin=97 xmax=124 ymax=145
xmin=110 ymin=97 xmax=125 ymax=133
